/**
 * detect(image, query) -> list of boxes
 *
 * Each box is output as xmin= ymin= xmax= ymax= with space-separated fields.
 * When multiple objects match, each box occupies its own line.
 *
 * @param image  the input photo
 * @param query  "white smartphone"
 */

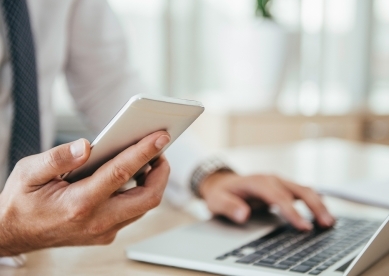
xmin=62 ymin=93 xmax=204 ymax=183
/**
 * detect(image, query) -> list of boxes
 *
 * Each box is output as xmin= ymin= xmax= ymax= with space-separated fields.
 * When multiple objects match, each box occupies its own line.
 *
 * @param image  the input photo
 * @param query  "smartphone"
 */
xmin=62 ymin=93 xmax=204 ymax=183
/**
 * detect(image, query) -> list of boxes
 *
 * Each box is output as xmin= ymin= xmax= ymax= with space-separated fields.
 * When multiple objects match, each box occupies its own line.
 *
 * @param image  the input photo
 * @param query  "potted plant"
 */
xmin=218 ymin=0 xmax=289 ymax=111
xmin=256 ymin=0 xmax=272 ymax=19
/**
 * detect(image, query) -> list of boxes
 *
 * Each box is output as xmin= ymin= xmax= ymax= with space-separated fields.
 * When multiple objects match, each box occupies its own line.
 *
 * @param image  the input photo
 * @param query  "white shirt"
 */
xmin=0 ymin=0 xmax=212 ymax=266
xmin=0 ymin=0 xmax=208 ymax=190
xmin=0 ymin=0 xmax=210 ymax=263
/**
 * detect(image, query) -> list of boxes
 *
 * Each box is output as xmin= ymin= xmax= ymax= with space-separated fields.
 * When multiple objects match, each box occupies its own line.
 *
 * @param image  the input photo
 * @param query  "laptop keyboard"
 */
xmin=216 ymin=217 xmax=380 ymax=275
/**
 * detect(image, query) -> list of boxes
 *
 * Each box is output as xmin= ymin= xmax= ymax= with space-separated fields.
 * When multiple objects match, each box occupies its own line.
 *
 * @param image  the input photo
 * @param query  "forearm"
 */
xmin=0 ymin=197 xmax=36 ymax=257
xmin=0 ymin=231 xmax=13 ymax=256
xmin=0 ymin=208 xmax=27 ymax=266
xmin=0 ymin=208 xmax=17 ymax=256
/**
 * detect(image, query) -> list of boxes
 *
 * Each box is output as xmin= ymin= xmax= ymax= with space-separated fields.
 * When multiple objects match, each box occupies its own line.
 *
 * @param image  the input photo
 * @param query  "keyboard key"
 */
xmin=307 ymin=256 xmax=325 ymax=263
xmin=271 ymin=252 xmax=285 ymax=259
xmin=301 ymin=260 xmax=320 ymax=267
xmin=272 ymin=264 xmax=290 ymax=270
xmin=236 ymin=253 xmax=262 ymax=264
xmin=245 ymin=226 xmax=289 ymax=247
xmin=232 ymin=253 xmax=245 ymax=258
xmin=253 ymin=262 xmax=289 ymax=270
xmin=276 ymin=248 xmax=292 ymax=256
xmin=279 ymin=260 xmax=296 ymax=267
xmin=286 ymin=256 xmax=301 ymax=262
xmin=216 ymin=217 xmax=379 ymax=274
xmin=216 ymin=254 xmax=229 ymax=261
xmin=265 ymin=257 xmax=279 ymax=262
xmin=316 ymin=265 xmax=330 ymax=271
xmin=257 ymin=259 xmax=277 ymax=265
xmin=323 ymin=260 xmax=337 ymax=266
xmin=291 ymin=265 xmax=313 ymax=273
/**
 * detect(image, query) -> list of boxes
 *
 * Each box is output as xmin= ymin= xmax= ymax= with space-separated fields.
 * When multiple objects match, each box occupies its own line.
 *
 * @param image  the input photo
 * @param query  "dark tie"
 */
xmin=2 ymin=0 xmax=41 ymax=174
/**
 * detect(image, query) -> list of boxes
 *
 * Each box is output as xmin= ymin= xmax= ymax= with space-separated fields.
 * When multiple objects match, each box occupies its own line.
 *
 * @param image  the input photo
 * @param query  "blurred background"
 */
xmin=54 ymin=0 xmax=389 ymax=148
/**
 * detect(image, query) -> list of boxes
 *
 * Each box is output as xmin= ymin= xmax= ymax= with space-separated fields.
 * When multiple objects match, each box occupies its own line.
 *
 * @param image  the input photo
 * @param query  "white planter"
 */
xmin=219 ymin=19 xmax=289 ymax=111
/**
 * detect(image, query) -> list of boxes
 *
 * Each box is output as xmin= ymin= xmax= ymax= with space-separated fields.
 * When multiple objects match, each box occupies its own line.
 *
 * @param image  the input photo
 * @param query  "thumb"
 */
xmin=208 ymin=191 xmax=251 ymax=224
xmin=12 ymin=139 xmax=90 ymax=185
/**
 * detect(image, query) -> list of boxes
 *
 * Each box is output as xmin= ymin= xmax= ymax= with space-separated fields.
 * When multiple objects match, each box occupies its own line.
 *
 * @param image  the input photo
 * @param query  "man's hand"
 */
xmin=199 ymin=172 xmax=335 ymax=231
xmin=0 ymin=131 xmax=171 ymax=256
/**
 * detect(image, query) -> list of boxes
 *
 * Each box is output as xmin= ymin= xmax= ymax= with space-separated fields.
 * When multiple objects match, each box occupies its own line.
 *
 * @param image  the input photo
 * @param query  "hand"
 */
xmin=0 ymin=131 xmax=171 ymax=256
xmin=199 ymin=172 xmax=335 ymax=231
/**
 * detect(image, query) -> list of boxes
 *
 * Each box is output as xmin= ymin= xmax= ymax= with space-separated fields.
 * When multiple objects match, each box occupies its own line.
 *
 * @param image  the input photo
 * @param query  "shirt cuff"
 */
xmin=190 ymin=158 xmax=234 ymax=198
xmin=0 ymin=255 xmax=26 ymax=267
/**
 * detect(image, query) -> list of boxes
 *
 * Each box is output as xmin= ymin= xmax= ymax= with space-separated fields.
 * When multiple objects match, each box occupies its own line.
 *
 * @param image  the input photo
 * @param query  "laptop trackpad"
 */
xmin=186 ymin=214 xmax=284 ymax=238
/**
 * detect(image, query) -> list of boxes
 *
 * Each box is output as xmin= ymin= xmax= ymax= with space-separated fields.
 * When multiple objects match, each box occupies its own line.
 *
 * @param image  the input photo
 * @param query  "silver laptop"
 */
xmin=126 ymin=213 xmax=389 ymax=276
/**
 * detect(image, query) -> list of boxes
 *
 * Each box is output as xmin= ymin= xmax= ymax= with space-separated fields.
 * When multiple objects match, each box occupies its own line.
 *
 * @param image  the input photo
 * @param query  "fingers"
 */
xmin=11 ymin=139 xmax=90 ymax=186
xmin=90 ymin=215 xmax=144 ymax=246
xmin=265 ymin=184 xmax=313 ymax=231
xmin=244 ymin=177 xmax=313 ymax=231
xmin=283 ymin=180 xmax=335 ymax=228
xmin=245 ymin=176 xmax=334 ymax=230
xmin=276 ymin=200 xmax=313 ymax=231
xmin=109 ymin=215 xmax=144 ymax=233
xmin=76 ymin=131 xmax=170 ymax=204
xmin=207 ymin=191 xmax=251 ymax=224
xmin=98 ymin=155 xmax=170 ymax=225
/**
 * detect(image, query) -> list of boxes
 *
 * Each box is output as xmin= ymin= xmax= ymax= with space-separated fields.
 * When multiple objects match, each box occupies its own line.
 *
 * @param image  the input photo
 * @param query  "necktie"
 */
xmin=2 ymin=0 xmax=41 ymax=174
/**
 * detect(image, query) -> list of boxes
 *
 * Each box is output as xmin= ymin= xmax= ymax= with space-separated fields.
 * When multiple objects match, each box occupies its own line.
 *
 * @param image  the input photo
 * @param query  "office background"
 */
xmin=54 ymin=0 xmax=389 ymax=147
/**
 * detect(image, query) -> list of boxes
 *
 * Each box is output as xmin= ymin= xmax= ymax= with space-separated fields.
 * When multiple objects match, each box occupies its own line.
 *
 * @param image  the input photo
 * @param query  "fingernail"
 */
xmin=322 ymin=213 xmax=335 ymax=227
xmin=70 ymin=139 xmax=85 ymax=158
xmin=155 ymin=135 xmax=170 ymax=150
xmin=234 ymin=208 xmax=247 ymax=223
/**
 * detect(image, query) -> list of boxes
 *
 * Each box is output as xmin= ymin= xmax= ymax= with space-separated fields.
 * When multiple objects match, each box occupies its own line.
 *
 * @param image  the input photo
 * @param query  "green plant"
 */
xmin=256 ymin=0 xmax=272 ymax=19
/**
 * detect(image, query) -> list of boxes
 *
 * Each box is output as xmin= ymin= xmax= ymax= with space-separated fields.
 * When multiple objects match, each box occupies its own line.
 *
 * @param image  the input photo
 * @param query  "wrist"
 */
xmin=0 ymin=218 xmax=13 ymax=258
xmin=0 ymin=199 xmax=18 ymax=256
xmin=190 ymin=158 xmax=234 ymax=198
xmin=198 ymin=171 xmax=236 ymax=199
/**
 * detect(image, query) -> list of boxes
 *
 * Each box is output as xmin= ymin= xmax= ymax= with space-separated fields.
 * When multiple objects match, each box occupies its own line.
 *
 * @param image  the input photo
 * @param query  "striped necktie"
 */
xmin=2 ymin=0 xmax=41 ymax=174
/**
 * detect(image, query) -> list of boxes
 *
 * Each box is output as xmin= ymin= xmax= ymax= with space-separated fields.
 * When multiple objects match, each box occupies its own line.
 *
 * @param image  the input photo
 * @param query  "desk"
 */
xmin=2 ymin=139 xmax=389 ymax=276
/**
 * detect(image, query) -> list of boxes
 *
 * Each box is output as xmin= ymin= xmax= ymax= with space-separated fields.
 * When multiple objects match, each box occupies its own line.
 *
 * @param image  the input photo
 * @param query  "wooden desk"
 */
xmin=2 ymin=139 xmax=389 ymax=276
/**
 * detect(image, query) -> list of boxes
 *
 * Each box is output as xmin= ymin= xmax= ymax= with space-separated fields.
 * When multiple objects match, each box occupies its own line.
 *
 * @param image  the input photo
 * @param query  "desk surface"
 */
xmin=2 ymin=139 xmax=389 ymax=276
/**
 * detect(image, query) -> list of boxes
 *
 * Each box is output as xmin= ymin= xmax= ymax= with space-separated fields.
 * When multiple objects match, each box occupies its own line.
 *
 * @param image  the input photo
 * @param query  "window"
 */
xmin=107 ymin=0 xmax=389 ymax=115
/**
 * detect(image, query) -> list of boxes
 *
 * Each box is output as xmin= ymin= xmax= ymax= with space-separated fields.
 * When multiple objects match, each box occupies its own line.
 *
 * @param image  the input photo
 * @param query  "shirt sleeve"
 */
xmin=65 ymin=0 xmax=147 ymax=133
xmin=0 ymin=255 xmax=26 ymax=267
xmin=163 ymin=130 xmax=211 ymax=206
xmin=64 ymin=0 xmax=213 ymax=204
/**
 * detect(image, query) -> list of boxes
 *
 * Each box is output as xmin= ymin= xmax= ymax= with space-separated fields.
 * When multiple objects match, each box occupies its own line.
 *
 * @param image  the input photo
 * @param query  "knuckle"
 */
xmin=111 ymin=165 xmax=132 ymax=183
xmin=68 ymin=204 xmax=92 ymax=222
xmin=11 ymin=156 xmax=38 ymax=185
xmin=44 ymin=150 xmax=64 ymax=171
xmin=164 ymin=161 xmax=171 ymax=173
xmin=160 ymin=160 xmax=171 ymax=174
xmin=302 ymin=186 xmax=316 ymax=196
xmin=12 ymin=158 xmax=28 ymax=179
xmin=256 ymin=175 xmax=275 ymax=185
xmin=279 ymin=191 xmax=294 ymax=202
xmin=136 ymin=149 xmax=152 ymax=164
xmin=146 ymin=190 xmax=163 ymax=209
xmin=87 ymin=223 xmax=109 ymax=237
xmin=13 ymin=158 xmax=26 ymax=172
xmin=95 ymin=233 xmax=116 ymax=245
xmin=12 ymin=157 xmax=32 ymax=176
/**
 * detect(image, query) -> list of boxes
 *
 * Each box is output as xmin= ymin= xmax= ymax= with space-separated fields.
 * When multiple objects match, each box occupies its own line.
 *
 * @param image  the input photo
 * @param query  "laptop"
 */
xmin=126 ymin=213 xmax=389 ymax=276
